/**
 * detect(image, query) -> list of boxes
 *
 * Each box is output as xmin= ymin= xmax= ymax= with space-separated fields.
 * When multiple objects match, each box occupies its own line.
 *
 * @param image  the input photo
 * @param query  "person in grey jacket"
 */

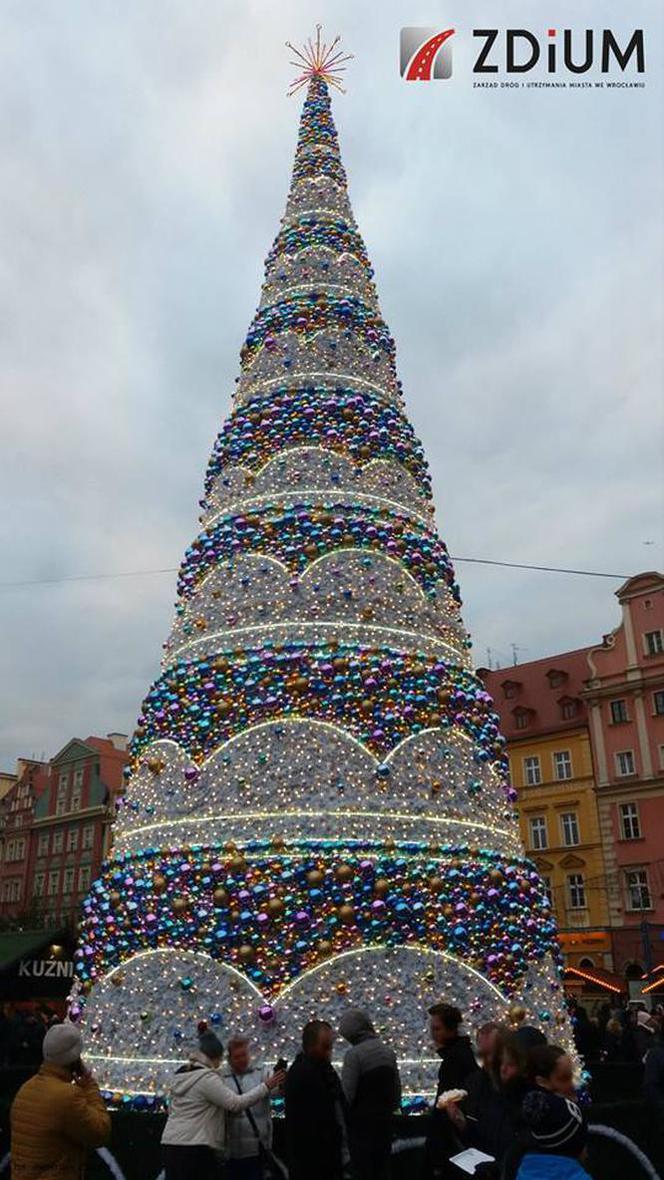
xmin=339 ymin=1009 xmax=401 ymax=1180
xmin=161 ymin=1031 xmax=284 ymax=1180
xmin=221 ymin=1033 xmax=275 ymax=1179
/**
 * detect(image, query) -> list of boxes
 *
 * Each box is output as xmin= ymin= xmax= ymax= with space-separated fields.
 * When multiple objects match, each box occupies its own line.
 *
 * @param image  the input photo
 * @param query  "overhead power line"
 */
xmin=0 ymin=558 xmax=630 ymax=592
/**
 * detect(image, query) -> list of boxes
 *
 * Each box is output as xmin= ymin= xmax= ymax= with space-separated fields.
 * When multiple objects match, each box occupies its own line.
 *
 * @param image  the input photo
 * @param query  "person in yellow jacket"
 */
xmin=10 ymin=1021 xmax=111 ymax=1179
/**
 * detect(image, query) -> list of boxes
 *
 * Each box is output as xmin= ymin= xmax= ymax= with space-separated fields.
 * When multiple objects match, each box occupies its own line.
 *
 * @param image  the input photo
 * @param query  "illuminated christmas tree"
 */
xmin=75 ymin=32 xmax=574 ymax=1108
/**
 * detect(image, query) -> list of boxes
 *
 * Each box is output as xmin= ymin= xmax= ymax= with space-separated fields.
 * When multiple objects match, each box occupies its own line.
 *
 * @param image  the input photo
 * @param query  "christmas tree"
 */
xmin=75 ymin=33 xmax=574 ymax=1108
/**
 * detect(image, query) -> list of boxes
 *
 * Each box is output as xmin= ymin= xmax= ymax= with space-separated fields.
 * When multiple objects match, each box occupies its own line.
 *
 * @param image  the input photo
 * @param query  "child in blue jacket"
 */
xmin=516 ymin=1089 xmax=591 ymax=1180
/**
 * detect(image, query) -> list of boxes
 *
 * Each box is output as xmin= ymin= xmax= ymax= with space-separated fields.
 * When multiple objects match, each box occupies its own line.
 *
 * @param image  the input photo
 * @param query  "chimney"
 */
xmin=107 ymin=733 xmax=129 ymax=751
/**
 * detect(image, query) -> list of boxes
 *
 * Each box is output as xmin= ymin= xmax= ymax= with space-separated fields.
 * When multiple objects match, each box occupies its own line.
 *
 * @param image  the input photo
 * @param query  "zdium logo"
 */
xmin=400 ymin=28 xmax=455 ymax=80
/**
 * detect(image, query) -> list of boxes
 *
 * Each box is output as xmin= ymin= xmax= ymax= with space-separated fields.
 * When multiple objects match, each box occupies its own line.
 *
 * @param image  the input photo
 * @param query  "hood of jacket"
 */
xmin=170 ymin=1062 xmax=216 ymax=1096
xmin=517 ymin=1153 xmax=591 ymax=1179
xmin=339 ymin=1008 xmax=376 ymax=1045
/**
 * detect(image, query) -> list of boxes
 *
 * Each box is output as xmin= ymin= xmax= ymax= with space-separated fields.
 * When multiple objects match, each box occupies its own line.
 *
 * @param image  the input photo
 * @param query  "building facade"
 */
xmin=0 ymin=735 xmax=128 ymax=929
xmin=583 ymin=572 xmax=664 ymax=982
xmin=481 ymin=652 xmax=612 ymax=971
xmin=0 ymin=761 xmax=48 ymax=917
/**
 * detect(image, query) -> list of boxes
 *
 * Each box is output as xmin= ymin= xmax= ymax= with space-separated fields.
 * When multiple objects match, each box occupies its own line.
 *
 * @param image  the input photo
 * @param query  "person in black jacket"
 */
xmin=423 ymin=1003 xmax=479 ymax=1178
xmin=339 ymin=1008 xmax=401 ymax=1180
xmin=285 ymin=1019 xmax=349 ymax=1180
xmin=445 ymin=1029 xmax=530 ymax=1179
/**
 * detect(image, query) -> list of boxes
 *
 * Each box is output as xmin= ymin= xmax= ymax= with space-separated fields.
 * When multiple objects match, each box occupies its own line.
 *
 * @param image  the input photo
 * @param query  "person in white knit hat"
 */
xmin=10 ymin=1020 xmax=110 ymax=1179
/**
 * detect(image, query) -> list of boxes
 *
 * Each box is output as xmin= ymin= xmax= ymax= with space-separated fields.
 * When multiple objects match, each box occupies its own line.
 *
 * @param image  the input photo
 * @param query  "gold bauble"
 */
xmin=428 ymin=876 xmax=444 ymax=894
xmin=307 ymin=869 xmax=324 ymax=886
xmin=152 ymin=875 xmax=167 ymax=893
xmin=213 ymin=888 xmax=229 ymax=907
xmin=319 ymin=940 xmax=332 ymax=956
xmin=268 ymin=898 xmax=284 ymax=917
xmin=109 ymin=891 xmax=122 ymax=907
xmin=172 ymin=897 xmax=189 ymax=913
xmin=338 ymin=904 xmax=355 ymax=924
xmin=238 ymin=945 xmax=255 ymax=963
xmin=336 ymin=864 xmax=354 ymax=883
xmin=374 ymin=878 xmax=390 ymax=897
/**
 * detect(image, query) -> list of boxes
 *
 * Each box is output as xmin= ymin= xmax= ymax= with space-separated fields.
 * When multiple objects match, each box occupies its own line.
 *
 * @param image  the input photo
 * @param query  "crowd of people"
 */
xmin=6 ymin=997 xmax=628 ymax=1180
xmin=569 ymin=994 xmax=664 ymax=1074
xmin=0 ymin=1001 xmax=62 ymax=1069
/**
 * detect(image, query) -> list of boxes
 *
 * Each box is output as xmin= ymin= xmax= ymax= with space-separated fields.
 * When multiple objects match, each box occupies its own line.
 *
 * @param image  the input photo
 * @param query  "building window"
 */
xmin=620 ymin=802 xmax=641 ymax=840
xmin=70 ymin=788 xmax=82 ymax=812
xmin=78 ymin=865 xmax=91 ymax=893
xmin=561 ymin=812 xmax=580 ymax=847
xmin=547 ymin=670 xmax=566 ymax=688
xmin=644 ymin=630 xmax=664 ymax=657
xmin=15 ymin=837 xmax=26 ymax=860
xmin=540 ymin=875 xmax=553 ymax=907
xmin=62 ymin=867 xmax=75 ymax=895
xmin=52 ymin=831 xmax=64 ymax=854
xmin=554 ymin=751 xmax=573 ymax=781
xmin=47 ymin=870 xmax=59 ymax=897
xmin=5 ymin=880 xmax=22 ymax=903
xmin=503 ymin=682 xmax=518 ymax=700
xmin=625 ymin=869 xmax=652 ymax=911
xmin=37 ymin=833 xmax=49 ymax=857
xmin=55 ymin=797 xmax=68 ymax=816
xmin=514 ymin=709 xmax=530 ymax=730
xmin=82 ymin=825 xmax=94 ymax=851
xmin=610 ymin=699 xmax=629 ymax=724
xmin=58 ymin=771 xmax=68 ymax=790
xmin=73 ymin=767 xmax=84 ymax=788
xmin=567 ymin=874 xmax=586 ymax=909
xmin=529 ymin=816 xmax=548 ymax=850
xmin=5 ymin=840 xmax=15 ymax=862
xmin=616 ymin=750 xmax=636 ymax=777
xmin=561 ymin=699 xmax=578 ymax=720
xmin=654 ymin=690 xmax=664 ymax=716
xmin=524 ymin=756 xmax=542 ymax=786
xmin=33 ymin=872 xmax=45 ymax=898
xmin=66 ymin=829 xmax=79 ymax=852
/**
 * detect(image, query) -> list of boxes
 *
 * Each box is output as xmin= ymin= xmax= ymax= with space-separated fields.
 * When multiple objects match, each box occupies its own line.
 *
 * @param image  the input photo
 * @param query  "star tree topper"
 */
xmin=286 ymin=25 xmax=353 ymax=96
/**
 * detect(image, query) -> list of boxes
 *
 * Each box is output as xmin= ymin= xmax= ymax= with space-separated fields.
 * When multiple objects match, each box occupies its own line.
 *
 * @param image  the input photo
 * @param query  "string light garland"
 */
xmin=74 ymin=66 xmax=578 ymax=1109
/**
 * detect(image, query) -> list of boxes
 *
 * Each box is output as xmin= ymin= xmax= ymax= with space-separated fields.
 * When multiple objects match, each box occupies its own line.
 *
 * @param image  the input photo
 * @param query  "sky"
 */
xmin=0 ymin=0 xmax=662 ymax=768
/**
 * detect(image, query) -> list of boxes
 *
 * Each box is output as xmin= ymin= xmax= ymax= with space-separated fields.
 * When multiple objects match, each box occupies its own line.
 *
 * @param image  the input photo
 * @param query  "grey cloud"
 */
xmin=0 ymin=0 xmax=662 ymax=765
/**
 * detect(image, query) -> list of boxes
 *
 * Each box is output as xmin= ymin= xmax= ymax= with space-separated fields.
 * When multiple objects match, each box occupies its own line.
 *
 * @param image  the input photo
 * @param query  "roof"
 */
xmin=563 ymin=965 xmax=626 ymax=993
xmin=479 ymin=648 xmax=592 ymax=740
xmin=85 ymin=736 xmax=129 ymax=793
xmin=641 ymin=965 xmax=664 ymax=994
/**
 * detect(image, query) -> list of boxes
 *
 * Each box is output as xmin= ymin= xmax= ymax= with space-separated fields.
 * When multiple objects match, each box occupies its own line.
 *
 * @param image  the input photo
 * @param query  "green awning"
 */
xmin=0 ymin=930 xmax=63 ymax=973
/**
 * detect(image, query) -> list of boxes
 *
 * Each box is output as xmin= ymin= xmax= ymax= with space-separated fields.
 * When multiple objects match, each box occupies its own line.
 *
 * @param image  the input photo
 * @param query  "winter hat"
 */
xmin=339 ymin=1009 xmax=375 ymax=1044
xmin=522 ymin=1091 xmax=586 ymax=1157
xmin=43 ymin=1022 xmax=83 ymax=1067
xmin=198 ymin=1031 xmax=224 ymax=1061
xmin=637 ymin=1011 xmax=654 ymax=1031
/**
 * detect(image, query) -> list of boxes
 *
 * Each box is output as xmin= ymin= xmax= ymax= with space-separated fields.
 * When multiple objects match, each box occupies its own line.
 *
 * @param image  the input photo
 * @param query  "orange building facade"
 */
xmin=481 ymin=651 xmax=612 ymax=973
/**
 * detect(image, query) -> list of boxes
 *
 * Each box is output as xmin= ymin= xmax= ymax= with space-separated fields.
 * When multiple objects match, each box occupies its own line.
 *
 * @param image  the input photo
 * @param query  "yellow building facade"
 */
xmin=482 ymin=652 xmax=613 ymax=972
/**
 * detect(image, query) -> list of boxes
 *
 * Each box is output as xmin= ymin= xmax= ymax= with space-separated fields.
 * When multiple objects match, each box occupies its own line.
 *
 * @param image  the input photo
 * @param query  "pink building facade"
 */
xmin=583 ymin=572 xmax=664 ymax=980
